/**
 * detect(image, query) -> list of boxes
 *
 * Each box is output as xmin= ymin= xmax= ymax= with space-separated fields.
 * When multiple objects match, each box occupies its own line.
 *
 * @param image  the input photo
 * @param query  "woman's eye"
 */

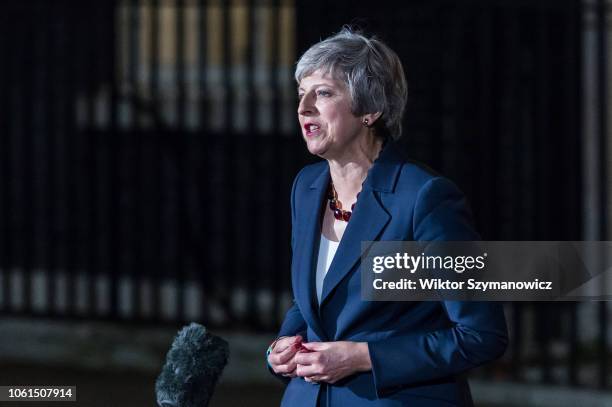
xmin=317 ymin=90 xmax=331 ymax=97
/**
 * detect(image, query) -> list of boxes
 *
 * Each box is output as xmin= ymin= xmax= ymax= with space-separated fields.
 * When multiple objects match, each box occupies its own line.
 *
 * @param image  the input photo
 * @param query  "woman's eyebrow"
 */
xmin=298 ymin=83 xmax=335 ymax=92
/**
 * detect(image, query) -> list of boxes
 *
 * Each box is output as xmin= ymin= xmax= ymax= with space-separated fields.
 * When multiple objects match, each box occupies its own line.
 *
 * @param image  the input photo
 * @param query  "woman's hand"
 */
xmin=294 ymin=341 xmax=372 ymax=384
xmin=267 ymin=335 xmax=303 ymax=378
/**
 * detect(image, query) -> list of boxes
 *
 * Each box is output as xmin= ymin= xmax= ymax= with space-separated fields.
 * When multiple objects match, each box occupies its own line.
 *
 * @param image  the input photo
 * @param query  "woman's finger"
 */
xmin=274 ymin=361 xmax=298 ymax=375
xmin=294 ymin=350 xmax=320 ymax=366
xmin=281 ymin=367 xmax=297 ymax=378
xmin=273 ymin=336 xmax=301 ymax=353
xmin=296 ymin=363 xmax=322 ymax=377
xmin=272 ymin=342 xmax=301 ymax=365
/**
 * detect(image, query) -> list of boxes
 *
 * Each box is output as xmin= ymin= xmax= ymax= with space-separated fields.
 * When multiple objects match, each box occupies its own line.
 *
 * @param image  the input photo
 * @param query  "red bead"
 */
xmin=327 ymin=182 xmax=356 ymax=222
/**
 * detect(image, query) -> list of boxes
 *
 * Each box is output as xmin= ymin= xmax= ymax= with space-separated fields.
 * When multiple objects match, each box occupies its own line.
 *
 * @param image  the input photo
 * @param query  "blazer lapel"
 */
xmin=319 ymin=142 xmax=403 ymax=307
xmin=318 ymin=189 xmax=389 ymax=306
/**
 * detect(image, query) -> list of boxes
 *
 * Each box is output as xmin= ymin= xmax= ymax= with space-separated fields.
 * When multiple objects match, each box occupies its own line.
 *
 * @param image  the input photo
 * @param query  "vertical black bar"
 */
xmin=506 ymin=9 xmax=520 ymax=241
xmin=477 ymin=7 xmax=496 ymax=240
xmin=133 ymin=2 xmax=146 ymax=321
xmin=246 ymin=0 xmax=256 ymax=130
xmin=64 ymin=0 xmax=79 ymax=316
xmin=197 ymin=0 xmax=210 ymax=325
xmin=54 ymin=1 xmax=70 ymax=316
xmin=222 ymin=0 xmax=233 ymax=131
xmin=176 ymin=0 xmax=186 ymax=128
xmin=568 ymin=303 xmax=578 ymax=385
xmin=198 ymin=0 xmax=209 ymax=126
xmin=536 ymin=312 xmax=552 ymax=385
xmin=501 ymin=6 xmax=519 ymax=384
xmin=37 ymin=6 xmax=53 ymax=316
xmin=270 ymin=0 xmax=283 ymax=329
xmin=92 ymin=4 xmax=113 ymax=319
xmin=566 ymin=0 xmax=583 ymax=239
xmin=73 ymin=4 xmax=89 ymax=316
xmin=567 ymin=0 xmax=582 ymax=387
xmin=7 ymin=5 xmax=21 ymax=313
xmin=86 ymin=3 xmax=101 ymax=317
xmin=511 ymin=302 xmax=523 ymax=381
xmin=536 ymin=11 xmax=552 ymax=385
xmin=63 ymin=0 xmax=87 ymax=315
xmin=150 ymin=0 xmax=162 ymax=322
xmin=596 ymin=0 xmax=609 ymax=390
xmin=9 ymin=4 xmax=25 ymax=314
xmin=45 ymin=1 xmax=60 ymax=316
xmin=93 ymin=3 xmax=114 ymax=319
xmin=30 ymin=1 xmax=53 ymax=315
xmin=139 ymin=0 xmax=151 ymax=321
xmin=0 ymin=4 xmax=11 ymax=312
xmin=519 ymin=8 xmax=537 ymax=386
xmin=244 ymin=0 xmax=259 ymax=329
xmin=438 ymin=5 xmax=457 ymax=185
xmin=176 ymin=0 xmax=186 ymax=322
xmin=517 ymin=10 xmax=535 ymax=242
xmin=21 ymin=3 xmax=37 ymax=314
xmin=108 ymin=0 xmax=120 ymax=319
xmin=0 ymin=5 xmax=5 ymax=310
xmin=220 ymin=0 xmax=237 ymax=325
xmin=128 ymin=0 xmax=140 ymax=319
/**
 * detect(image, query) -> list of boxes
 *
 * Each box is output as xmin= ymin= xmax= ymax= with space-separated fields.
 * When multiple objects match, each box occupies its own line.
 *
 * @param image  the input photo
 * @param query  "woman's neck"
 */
xmin=327 ymin=136 xmax=384 ymax=204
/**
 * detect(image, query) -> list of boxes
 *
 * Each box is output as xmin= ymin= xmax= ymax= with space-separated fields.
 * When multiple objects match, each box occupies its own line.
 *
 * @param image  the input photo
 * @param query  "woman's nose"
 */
xmin=298 ymin=94 xmax=316 ymax=116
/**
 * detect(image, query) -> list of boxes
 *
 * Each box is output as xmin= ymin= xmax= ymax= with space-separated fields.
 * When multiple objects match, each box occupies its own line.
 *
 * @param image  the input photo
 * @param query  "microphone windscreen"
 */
xmin=155 ymin=323 xmax=229 ymax=407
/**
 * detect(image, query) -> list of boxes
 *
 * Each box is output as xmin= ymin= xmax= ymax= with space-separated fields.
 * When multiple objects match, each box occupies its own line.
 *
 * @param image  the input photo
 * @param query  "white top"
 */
xmin=315 ymin=234 xmax=340 ymax=304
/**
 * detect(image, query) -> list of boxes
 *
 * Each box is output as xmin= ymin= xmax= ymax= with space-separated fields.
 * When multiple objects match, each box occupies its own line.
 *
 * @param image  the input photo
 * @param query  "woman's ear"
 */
xmin=362 ymin=112 xmax=382 ymax=127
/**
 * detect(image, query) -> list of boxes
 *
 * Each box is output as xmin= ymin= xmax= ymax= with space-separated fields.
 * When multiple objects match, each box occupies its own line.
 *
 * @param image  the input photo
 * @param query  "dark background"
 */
xmin=0 ymin=0 xmax=609 ymax=405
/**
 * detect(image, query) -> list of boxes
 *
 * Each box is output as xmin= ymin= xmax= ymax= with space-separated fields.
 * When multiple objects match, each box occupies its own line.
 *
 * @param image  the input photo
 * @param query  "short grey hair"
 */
xmin=295 ymin=26 xmax=408 ymax=140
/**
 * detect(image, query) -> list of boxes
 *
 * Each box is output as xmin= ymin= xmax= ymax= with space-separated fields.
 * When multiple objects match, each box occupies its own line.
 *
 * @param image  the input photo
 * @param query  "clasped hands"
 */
xmin=267 ymin=335 xmax=371 ymax=384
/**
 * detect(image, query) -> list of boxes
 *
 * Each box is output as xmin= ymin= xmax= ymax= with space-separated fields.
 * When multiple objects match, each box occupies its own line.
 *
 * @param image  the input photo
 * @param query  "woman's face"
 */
xmin=297 ymin=70 xmax=364 ymax=159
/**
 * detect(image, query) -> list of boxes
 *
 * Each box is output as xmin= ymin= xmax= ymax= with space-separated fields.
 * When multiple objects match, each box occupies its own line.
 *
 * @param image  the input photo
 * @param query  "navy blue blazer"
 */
xmin=274 ymin=142 xmax=508 ymax=406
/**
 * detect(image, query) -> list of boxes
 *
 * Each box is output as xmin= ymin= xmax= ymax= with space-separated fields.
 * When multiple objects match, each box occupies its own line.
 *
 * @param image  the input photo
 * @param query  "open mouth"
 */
xmin=304 ymin=123 xmax=321 ymax=137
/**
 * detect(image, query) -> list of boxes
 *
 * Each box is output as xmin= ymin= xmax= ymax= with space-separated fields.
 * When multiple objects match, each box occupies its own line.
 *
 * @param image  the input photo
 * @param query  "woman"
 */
xmin=266 ymin=27 xmax=508 ymax=407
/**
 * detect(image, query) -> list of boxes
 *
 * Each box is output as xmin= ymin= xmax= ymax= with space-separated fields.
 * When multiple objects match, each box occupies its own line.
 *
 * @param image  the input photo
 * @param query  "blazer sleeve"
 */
xmin=367 ymin=177 xmax=508 ymax=397
xmin=277 ymin=300 xmax=307 ymax=338
xmin=268 ymin=169 xmax=308 ymax=381
xmin=267 ymin=300 xmax=308 ymax=383
xmin=277 ymin=167 xmax=308 ymax=338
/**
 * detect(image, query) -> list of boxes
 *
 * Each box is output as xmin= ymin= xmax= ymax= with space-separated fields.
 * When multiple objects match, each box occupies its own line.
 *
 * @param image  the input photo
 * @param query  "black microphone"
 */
xmin=155 ymin=323 xmax=230 ymax=407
